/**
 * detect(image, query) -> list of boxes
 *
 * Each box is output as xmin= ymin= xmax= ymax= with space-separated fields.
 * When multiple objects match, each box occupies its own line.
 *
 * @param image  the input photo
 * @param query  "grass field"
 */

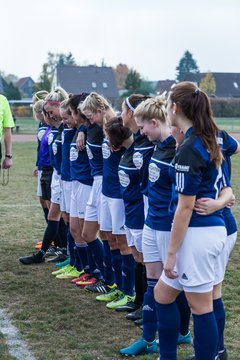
xmin=12 ymin=117 xmax=240 ymax=135
xmin=0 ymin=142 xmax=240 ymax=360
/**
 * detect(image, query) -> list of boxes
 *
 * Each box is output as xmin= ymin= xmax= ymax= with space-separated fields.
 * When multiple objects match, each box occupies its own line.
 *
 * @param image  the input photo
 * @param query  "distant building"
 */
xmin=52 ymin=65 xmax=119 ymax=105
xmin=184 ymin=73 xmax=240 ymax=97
xmin=155 ymin=80 xmax=176 ymax=94
xmin=16 ymin=77 xmax=35 ymax=99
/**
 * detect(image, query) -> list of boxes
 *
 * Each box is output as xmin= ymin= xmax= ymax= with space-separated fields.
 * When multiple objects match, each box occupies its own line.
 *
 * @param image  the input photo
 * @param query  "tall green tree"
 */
xmin=176 ymin=50 xmax=199 ymax=82
xmin=5 ymin=82 xmax=21 ymax=100
xmin=200 ymin=72 xmax=216 ymax=95
xmin=34 ymin=52 xmax=76 ymax=92
xmin=125 ymin=69 xmax=142 ymax=91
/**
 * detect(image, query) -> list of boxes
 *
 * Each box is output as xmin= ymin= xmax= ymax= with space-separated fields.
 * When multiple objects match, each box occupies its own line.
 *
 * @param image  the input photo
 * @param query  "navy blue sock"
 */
xmin=134 ymin=262 xmax=147 ymax=306
xmin=176 ymin=291 xmax=191 ymax=336
xmin=103 ymin=240 xmax=114 ymax=286
xmin=41 ymin=220 xmax=59 ymax=252
xmin=142 ymin=279 xmax=157 ymax=342
xmin=86 ymin=246 xmax=101 ymax=279
xmin=66 ymin=224 xmax=75 ymax=266
xmin=75 ymin=243 xmax=89 ymax=270
xmin=73 ymin=245 xmax=83 ymax=272
xmin=111 ymin=249 xmax=122 ymax=291
xmin=42 ymin=207 xmax=49 ymax=224
xmin=193 ymin=312 xmax=218 ymax=360
xmin=122 ymin=254 xmax=135 ymax=296
xmin=155 ymin=301 xmax=180 ymax=360
xmin=87 ymin=239 xmax=104 ymax=277
xmin=213 ymin=298 xmax=226 ymax=354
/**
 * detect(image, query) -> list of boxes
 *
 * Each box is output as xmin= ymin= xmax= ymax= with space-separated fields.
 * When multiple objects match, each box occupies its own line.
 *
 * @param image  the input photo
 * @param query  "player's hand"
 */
xmin=2 ymin=157 xmax=12 ymax=169
xmin=164 ymin=253 xmax=178 ymax=279
xmin=226 ymin=194 xmax=235 ymax=208
xmin=76 ymin=132 xmax=86 ymax=151
xmin=194 ymin=198 xmax=218 ymax=215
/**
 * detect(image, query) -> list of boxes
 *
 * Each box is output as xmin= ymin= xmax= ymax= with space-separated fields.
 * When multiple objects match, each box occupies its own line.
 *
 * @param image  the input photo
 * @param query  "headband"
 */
xmin=125 ymin=97 xmax=135 ymax=112
xmin=45 ymin=100 xmax=61 ymax=105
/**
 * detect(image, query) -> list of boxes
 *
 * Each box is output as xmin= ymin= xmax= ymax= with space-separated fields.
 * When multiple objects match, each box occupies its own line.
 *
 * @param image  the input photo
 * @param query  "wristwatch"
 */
xmin=5 ymin=154 xmax=13 ymax=159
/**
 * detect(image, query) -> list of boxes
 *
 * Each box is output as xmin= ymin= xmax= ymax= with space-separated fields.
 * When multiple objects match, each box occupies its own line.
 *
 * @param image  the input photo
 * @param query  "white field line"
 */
xmin=0 ymin=309 xmax=37 ymax=360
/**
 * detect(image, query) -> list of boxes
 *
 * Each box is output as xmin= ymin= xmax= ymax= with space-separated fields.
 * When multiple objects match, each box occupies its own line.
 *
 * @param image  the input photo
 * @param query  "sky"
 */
xmin=1 ymin=0 xmax=239 ymax=82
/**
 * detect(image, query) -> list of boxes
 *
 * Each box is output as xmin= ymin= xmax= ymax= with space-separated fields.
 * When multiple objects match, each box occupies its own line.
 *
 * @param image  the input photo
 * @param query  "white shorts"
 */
xmin=142 ymin=225 xmax=171 ymax=263
xmin=37 ymin=170 xmax=42 ymax=197
xmin=100 ymin=194 xmax=126 ymax=235
xmin=85 ymin=176 xmax=102 ymax=223
xmin=70 ymin=181 xmax=92 ymax=219
xmin=143 ymin=195 xmax=149 ymax=219
xmin=214 ymin=231 xmax=237 ymax=285
xmin=60 ymin=180 xmax=72 ymax=213
xmin=51 ymin=169 xmax=61 ymax=205
xmin=161 ymin=226 xmax=227 ymax=293
xmin=125 ymin=227 xmax=143 ymax=253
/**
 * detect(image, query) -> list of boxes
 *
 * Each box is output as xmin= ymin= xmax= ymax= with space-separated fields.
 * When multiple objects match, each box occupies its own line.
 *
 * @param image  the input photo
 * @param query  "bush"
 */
xmin=210 ymin=98 xmax=240 ymax=117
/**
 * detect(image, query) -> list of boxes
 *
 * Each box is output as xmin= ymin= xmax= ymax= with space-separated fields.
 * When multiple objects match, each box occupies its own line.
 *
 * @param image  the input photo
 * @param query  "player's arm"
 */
xmin=164 ymin=194 xmax=195 ymax=279
xmin=2 ymin=127 xmax=13 ymax=169
xmin=194 ymin=186 xmax=233 ymax=215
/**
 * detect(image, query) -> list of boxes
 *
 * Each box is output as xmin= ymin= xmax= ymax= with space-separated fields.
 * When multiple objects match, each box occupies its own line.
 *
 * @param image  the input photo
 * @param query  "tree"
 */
xmin=200 ymin=72 xmax=216 ymax=95
xmin=34 ymin=52 xmax=76 ymax=92
xmin=176 ymin=50 xmax=199 ymax=82
xmin=114 ymin=63 xmax=129 ymax=89
xmin=125 ymin=69 xmax=142 ymax=91
xmin=4 ymin=82 xmax=21 ymax=100
xmin=33 ymin=63 xmax=52 ymax=92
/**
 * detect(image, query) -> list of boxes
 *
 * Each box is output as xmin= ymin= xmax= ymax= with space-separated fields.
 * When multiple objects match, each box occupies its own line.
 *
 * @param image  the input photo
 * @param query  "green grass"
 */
xmin=0 ymin=142 xmax=239 ymax=359
xmin=216 ymin=118 xmax=240 ymax=132
xmin=13 ymin=117 xmax=38 ymax=134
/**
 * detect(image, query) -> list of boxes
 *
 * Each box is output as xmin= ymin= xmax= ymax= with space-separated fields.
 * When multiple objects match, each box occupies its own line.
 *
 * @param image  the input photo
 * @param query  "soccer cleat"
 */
xmin=70 ymin=272 xmax=88 ymax=284
xmin=218 ymin=349 xmax=228 ymax=360
xmin=134 ymin=318 xmax=143 ymax=326
xmin=119 ymin=337 xmax=158 ymax=356
xmin=56 ymin=268 xmax=83 ymax=279
xmin=55 ymin=258 xmax=70 ymax=268
xmin=106 ymin=293 xmax=135 ymax=310
xmin=85 ymin=280 xmax=116 ymax=293
xmin=115 ymin=301 xmax=140 ymax=313
xmin=178 ymin=331 xmax=192 ymax=345
xmin=47 ymin=252 xmax=68 ymax=263
xmin=19 ymin=253 xmax=45 ymax=265
xmin=45 ymin=246 xmax=62 ymax=258
xmin=96 ymin=288 xmax=122 ymax=302
xmin=126 ymin=307 xmax=142 ymax=321
xmin=51 ymin=264 xmax=73 ymax=275
xmin=76 ymin=275 xmax=98 ymax=287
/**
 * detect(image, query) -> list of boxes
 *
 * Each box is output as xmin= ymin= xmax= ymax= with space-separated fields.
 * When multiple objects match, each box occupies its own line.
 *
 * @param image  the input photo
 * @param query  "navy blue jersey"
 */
xmin=85 ymin=123 xmax=104 ymax=177
xmin=61 ymin=127 xmax=76 ymax=181
xmin=70 ymin=131 xmax=93 ymax=186
xmin=133 ymin=132 xmax=154 ymax=196
xmin=102 ymin=138 xmax=124 ymax=198
xmin=146 ymin=136 xmax=176 ymax=231
xmin=118 ymin=143 xmax=144 ymax=229
xmin=48 ymin=127 xmax=59 ymax=169
xmin=169 ymin=127 xmax=226 ymax=227
xmin=218 ymin=130 xmax=238 ymax=235
xmin=36 ymin=122 xmax=48 ymax=169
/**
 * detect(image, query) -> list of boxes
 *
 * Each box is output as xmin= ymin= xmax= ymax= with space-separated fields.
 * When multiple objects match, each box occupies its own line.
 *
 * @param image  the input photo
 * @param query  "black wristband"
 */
xmin=5 ymin=154 xmax=13 ymax=159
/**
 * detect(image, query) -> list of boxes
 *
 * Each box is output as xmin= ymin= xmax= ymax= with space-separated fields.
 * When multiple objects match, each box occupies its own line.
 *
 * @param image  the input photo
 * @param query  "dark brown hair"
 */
xmin=169 ymin=81 xmax=221 ymax=167
xmin=105 ymin=116 xmax=132 ymax=150
xmin=124 ymin=94 xmax=152 ymax=110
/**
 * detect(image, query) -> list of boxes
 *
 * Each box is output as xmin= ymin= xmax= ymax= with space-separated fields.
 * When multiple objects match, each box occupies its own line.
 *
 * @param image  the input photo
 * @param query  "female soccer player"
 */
xmin=19 ymin=87 xmax=68 ymax=265
xmin=80 ymin=93 xmax=135 ymax=309
xmin=154 ymin=82 xmax=232 ymax=360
